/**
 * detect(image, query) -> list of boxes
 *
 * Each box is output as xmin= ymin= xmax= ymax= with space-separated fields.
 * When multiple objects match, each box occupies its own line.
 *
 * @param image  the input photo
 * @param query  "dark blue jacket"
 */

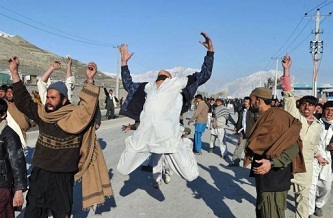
xmin=120 ymin=51 xmax=214 ymax=121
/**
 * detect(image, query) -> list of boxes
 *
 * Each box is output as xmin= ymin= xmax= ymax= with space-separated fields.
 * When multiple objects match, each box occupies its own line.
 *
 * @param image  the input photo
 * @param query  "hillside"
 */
xmin=0 ymin=31 xmax=128 ymax=106
xmin=0 ymin=32 xmax=117 ymax=87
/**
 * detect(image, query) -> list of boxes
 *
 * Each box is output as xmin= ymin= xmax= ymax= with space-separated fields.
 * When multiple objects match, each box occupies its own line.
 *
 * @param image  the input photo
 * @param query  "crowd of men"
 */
xmin=0 ymin=31 xmax=332 ymax=218
xmin=192 ymin=55 xmax=332 ymax=218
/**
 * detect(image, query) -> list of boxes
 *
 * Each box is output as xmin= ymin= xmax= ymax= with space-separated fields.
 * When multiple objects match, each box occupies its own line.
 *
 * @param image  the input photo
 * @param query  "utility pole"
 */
xmin=271 ymin=57 xmax=280 ymax=99
xmin=307 ymin=9 xmax=332 ymax=97
xmin=113 ymin=45 xmax=120 ymax=98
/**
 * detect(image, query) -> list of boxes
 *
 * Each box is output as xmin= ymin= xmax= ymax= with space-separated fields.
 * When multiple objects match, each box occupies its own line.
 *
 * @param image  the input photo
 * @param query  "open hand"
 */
xmin=121 ymin=123 xmax=132 ymax=133
xmin=199 ymin=32 xmax=214 ymax=52
xmin=119 ymin=44 xmax=134 ymax=66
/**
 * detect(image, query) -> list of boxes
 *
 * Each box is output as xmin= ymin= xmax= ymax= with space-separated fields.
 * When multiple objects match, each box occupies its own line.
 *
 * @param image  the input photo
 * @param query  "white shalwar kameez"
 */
xmin=309 ymin=120 xmax=333 ymax=215
xmin=117 ymin=77 xmax=199 ymax=181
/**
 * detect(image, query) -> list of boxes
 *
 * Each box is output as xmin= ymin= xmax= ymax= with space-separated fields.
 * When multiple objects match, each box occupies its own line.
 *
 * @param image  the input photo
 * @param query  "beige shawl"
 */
xmin=37 ymin=85 xmax=113 ymax=209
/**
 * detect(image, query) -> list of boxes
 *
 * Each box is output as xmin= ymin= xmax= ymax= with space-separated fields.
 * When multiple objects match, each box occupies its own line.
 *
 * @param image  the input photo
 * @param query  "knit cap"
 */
xmin=250 ymin=87 xmax=272 ymax=100
xmin=47 ymin=81 xmax=68 ymax=99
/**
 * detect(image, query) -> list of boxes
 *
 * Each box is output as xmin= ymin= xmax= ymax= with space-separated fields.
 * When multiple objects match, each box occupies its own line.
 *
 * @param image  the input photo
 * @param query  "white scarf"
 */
xmin=6 ymin=112 xmax=27 ymax=148
xmin=321 ymin=117 xmax=333 ymax=125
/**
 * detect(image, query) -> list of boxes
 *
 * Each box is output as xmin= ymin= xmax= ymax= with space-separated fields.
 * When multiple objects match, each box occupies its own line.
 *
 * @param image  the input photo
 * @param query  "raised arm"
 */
xmin=65 ymin=57 xmax=75 ymax=101
xmin=281 ymin=54 xmax=292 ymax=91
xmin=8 ymin=57 xmax=20 ymax=83
xmin=182 ymin=33 xmax=214 ymax=114
xmin=280 ymin=54 xmax=304 ymax=121
xmin=119 ymin=44 xmax=142 ymax=92
xmin=120 ymin=43 xmax=134 ymax=67
xmin=66 ymin=56 xmax=73 ymax=79
xmin=40 ymin=61 xmax=61 ymax=83
xmin=37 ymin=61 xmax=61 ymax=104
xmin=187 ymin=32 xmax=214 ymax=87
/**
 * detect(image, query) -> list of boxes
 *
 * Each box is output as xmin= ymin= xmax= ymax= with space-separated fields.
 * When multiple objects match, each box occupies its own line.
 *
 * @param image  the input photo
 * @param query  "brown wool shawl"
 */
xmin=7 ymin=101 xmax=30 ymax=139
xmin=244 ymin=107 xmax=305 ymax=174
xmin=37 ymin=87 xmax=113 ymax=209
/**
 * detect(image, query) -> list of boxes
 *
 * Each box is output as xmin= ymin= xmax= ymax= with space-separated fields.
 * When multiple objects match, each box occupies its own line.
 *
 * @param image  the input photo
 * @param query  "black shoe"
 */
xmin=141 ymin=165 xmax=153 ymax=172
xmin=314 ymin=207 xmax=323 ymax=217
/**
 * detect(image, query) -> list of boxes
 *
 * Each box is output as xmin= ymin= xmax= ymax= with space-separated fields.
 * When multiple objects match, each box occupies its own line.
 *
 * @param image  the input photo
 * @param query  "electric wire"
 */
xmin=0 ymin=10 xmax=113 ymax=46
xmin=318 ymin=0 xmax=333 ymax=10
xmin=306 ymin=0 xmax=329 ymax=14
xmin=278 ymin=19 xmax=312 ymax=57
xmin=271 ymin=17 xmax=305 ymax=58
xmin=0 ymin=5 xmax=113 ymax=46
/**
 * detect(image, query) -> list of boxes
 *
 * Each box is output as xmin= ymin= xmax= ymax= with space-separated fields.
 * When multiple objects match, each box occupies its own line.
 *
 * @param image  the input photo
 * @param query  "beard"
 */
xmin=6 ymin=97 xmax=13 ymax=102
xmin=45 ymin=101 xmax=63 ymax=113
xmin=250 ymin=104 xmax=259 ymax=113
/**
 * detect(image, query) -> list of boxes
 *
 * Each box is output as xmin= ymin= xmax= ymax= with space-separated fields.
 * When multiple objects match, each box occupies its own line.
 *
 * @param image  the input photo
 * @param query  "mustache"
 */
xmin=45 ymin=103 xmax=53 ymax=108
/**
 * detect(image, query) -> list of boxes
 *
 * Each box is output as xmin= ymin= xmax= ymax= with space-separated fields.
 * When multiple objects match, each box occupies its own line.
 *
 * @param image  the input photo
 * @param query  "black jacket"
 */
xmin=120 ymin=51 xmax=214 ymax=121
xmin=235 ymin=107 xmax=260 ymax=138
xmin=0 ymin=125 xmax=27 ymax=190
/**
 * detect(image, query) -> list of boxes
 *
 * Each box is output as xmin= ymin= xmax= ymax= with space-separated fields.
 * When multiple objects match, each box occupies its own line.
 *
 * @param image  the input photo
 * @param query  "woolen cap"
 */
xmin=250 ymin=87 xmax=272 ymax=100
xmin=47 ymin=81 xmax=68 ymax=99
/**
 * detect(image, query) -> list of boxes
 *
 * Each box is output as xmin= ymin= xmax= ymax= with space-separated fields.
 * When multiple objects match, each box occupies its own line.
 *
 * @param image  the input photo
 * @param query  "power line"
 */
xmin=263 ymin=58 xmax=276 ymax=72
xmin=132 ymin=56 xmax=155 ymax=71
xmin=264 ymin=17 xmax=309 ymax=71
xmin=265 ymin=1 xmax=332 ymax=71
xmin=306 ymin=0 xmax=330 ymax=14
xmin=288 ymin=32 xmax=312 ymax=54
xmin=0 ymin=5 xmax=157 ymax=72
xmin=277 ymin=19 xmax=312 ymax=57
xmin=0 ymin=9 xmax=113 ymax=46
xmin=0 ymin=5 xmax=113 ymax=46
xmin=318 ymin=0 xmax=333 ymax=9
xmin=271 ymin=17 xmax=305 ymax=58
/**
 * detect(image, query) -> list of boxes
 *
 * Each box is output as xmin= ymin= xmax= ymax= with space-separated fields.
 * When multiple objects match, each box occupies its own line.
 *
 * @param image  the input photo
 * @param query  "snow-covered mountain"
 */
xmin=0 ymin=31 xmax=14 ymax=37
xmin=103 ymin=66 xmax=221 ymax=92
xmin=215 ymin=70 xmax=282 ymax=98
xmin=103 ymin=67 xmax=310 ymax=98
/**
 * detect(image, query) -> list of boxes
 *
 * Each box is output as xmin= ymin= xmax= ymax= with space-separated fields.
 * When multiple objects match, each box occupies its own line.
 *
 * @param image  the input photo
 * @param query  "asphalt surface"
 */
xmin=16 ymin=110 xmax=333 ymax=218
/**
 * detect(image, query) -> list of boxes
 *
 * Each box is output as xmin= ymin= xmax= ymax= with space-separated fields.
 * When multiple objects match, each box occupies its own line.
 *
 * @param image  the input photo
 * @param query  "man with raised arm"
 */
xmin=37 ymin=57 xmax=74 ymax=104
xmin=117 ymin=32 xmax=214 ymax=188
xmin=280 ymin=54 xmax=323 ymax=218
xmin=8 ymin=57 xmax=112 ymax=217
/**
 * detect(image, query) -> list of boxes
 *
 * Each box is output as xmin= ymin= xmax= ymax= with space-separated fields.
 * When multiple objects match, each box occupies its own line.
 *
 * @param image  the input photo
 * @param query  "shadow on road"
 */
xmin=72 ymin=168 xmax=117 ymax=217
xmin=119 ymin=168 xmax=165 ymax=202
xmin=186 ymin=163 xmax=256 ymax=218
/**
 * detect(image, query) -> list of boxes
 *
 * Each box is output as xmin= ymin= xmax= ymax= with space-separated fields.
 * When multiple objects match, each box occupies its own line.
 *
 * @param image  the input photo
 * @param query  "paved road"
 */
xmin=17 ymin=110 xmax=333 ymax=218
